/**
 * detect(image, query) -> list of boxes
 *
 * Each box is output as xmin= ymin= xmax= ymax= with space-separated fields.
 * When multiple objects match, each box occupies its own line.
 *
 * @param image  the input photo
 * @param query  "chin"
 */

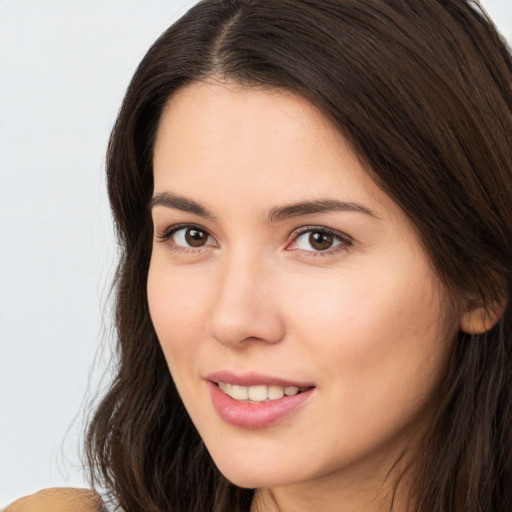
xmin=220 ymin=469 xmax=292 ymax=490
xmin=210 ymin=453 xmax=307 ymax=490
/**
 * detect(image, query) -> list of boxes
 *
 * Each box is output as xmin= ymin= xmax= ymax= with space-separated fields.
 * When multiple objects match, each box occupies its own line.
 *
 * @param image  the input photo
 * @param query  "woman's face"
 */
xmin=148 ymin=81 xmax=460 ymax=505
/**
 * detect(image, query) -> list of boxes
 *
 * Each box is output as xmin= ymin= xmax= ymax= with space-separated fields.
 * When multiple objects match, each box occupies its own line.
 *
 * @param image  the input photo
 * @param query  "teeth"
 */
xmin=218 ymin=382 xmax=303 ymax=402
xmin=230 ymin=384 xmax=249 ymax=400
xmin=248 ymin=385 xmax=268 ymax=402
xmin=284 ymin=386 xmax=299 ymax=396
xmin=218 ymin=382 xmax=232 ymax=394
xmin=268 ymin=385 xmax=284 ymax=400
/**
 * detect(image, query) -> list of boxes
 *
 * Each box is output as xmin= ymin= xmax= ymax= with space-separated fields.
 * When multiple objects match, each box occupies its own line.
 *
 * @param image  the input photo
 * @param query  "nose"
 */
xmin=208 ymin=251 xmax=285 ymax=347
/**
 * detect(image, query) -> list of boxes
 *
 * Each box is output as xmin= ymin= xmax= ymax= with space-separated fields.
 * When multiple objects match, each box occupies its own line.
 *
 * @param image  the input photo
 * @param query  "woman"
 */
xmin=8 ymin=0 xmax=512 ymax=510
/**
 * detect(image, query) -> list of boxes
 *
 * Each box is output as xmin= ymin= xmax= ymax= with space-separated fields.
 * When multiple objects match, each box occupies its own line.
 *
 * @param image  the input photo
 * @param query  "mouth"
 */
xmin=206 ymin=373 xmax=316 ymax=429
xmin=215 ymin=382 xmax=313 ymax=403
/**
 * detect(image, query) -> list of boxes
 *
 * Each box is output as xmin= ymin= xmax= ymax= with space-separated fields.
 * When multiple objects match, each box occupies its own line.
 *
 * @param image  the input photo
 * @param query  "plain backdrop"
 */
xmin=0 ymin=0 xmax=511 ymax=506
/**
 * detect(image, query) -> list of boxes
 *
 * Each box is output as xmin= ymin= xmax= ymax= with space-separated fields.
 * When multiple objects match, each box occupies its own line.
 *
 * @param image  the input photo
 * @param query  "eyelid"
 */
xmin=286 ymin=226 xmax=353 ymax=254
xmin=155 ymin=223 xmax=352 ymax=256
xmin=156 ymin=223 xmax=198 ymax=241
xmin=156 ymin=223 xmax=217 ymax=249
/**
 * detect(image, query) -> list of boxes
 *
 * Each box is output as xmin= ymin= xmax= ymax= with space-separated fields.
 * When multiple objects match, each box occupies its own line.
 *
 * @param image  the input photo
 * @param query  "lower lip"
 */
xmin=208 ymin=381 xmax=315 ymax=429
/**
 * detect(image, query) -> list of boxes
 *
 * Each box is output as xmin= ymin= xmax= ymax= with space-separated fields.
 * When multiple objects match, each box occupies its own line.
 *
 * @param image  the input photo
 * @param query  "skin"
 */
xmin=5 ymin=488 xmax=103 ymax=512
xmin=148 ymin=81 xmax=466 ymax=512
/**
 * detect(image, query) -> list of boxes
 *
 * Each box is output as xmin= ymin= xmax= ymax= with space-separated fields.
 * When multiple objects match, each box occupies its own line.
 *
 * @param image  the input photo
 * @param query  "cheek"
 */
xmin=147 ymin=260 xmax=211 ymax=364
xmin=284 ymin=262 xmax=456 ymax=391
xmin=279 ymin=266 xmax=457 ymax=463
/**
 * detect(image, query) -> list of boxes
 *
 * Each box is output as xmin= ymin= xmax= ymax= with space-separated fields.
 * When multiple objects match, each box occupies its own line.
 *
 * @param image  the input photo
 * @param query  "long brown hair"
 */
xmin=86 ymin=1 xmax=512 ymax=510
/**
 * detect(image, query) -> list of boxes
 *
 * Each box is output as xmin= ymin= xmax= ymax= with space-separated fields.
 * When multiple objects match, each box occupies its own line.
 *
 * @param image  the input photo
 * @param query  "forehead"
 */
xmin=154 ymin=80 xmax=335 ymax=163
xmin=152 ymin=80 xmax=398 ymax=226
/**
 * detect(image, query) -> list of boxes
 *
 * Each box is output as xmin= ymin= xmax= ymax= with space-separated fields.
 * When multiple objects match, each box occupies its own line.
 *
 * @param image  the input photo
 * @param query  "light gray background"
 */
xmin=1 ymin=0 xmax=511 ymax=506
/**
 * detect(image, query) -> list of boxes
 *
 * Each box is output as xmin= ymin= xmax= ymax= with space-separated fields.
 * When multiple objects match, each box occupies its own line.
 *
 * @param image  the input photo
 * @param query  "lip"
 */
xmin=206 ymin=370 xmax=314 ymax=388
xmin=206 ymin=371 xmax=316 ymax=429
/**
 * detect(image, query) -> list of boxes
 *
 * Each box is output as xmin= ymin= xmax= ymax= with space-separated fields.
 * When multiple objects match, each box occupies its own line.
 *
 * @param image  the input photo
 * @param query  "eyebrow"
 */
xmin=266 ymin=199 xmax=380 ymax=223
xmin=149 ymin=192 xmax=379 ymax=222
xmin=149 ymin=192 xmax=215 ymax=218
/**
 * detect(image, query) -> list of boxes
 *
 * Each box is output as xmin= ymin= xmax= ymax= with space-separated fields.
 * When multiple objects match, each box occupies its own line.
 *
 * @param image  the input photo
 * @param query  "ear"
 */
xmin=460 ymin=297 xmax=506 ymax=334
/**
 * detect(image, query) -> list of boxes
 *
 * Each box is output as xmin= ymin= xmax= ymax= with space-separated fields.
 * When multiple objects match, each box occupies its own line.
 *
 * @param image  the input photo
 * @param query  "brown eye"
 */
xmin=184 ymin=228 xmax=209 ymax=247
xmin=163 ymin=226 xmax=215 ymax=249
xmin=290 ymin=228 xmax=349 ymax=254
xmin=309 ymin=231 xmax=334 ymax=250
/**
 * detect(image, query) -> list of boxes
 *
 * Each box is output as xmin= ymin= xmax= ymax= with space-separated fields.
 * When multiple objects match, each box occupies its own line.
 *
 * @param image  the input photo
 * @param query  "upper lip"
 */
xmin=206 ymin=370 xmax=315 ymax=388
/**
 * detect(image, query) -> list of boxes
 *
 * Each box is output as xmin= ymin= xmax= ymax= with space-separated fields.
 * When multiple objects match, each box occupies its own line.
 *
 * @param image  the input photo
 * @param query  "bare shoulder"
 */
xmin=5 ymin=487 xmax=105 ymax=512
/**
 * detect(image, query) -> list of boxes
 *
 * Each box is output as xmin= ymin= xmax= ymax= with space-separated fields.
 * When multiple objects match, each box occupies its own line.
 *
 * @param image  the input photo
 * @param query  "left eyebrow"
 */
xmin=266 ymin=199 xmax=380 ymax=223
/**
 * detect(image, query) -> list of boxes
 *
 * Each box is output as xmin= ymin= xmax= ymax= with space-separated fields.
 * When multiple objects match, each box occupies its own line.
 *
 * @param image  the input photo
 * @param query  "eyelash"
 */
xmin=156 ymin=223 xmax=216 ymax=254
xmin=289 ymin=226 xmax=353 ymax=257
xmin=155 ymin=224 xmax=353 ymax=257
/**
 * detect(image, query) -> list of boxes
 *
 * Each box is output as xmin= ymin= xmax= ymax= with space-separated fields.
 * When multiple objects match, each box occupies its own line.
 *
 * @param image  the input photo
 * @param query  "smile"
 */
xmin=217 ymin=382 xmax=305 ymax=402
xmin=207 ymin=375 xmax=316 ymax=429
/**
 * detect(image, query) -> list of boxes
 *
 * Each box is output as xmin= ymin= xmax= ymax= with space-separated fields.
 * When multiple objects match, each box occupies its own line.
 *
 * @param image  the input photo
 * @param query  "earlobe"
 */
xmin=460 ymin=298 xmax=506 ymax=334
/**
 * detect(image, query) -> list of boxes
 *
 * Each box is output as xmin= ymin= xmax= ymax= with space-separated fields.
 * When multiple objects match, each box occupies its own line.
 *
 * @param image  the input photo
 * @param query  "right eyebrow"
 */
xmin=149 ymin=192 xmax=215 ymax=219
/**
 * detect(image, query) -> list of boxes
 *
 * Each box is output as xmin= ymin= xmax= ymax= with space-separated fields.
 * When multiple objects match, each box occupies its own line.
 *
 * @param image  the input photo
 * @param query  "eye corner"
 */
xmin=154 ymin=223 xmax=218 ymax=253
xmin=286 ymin=226 xmax=353 ymax=257
xmin=155 ymin=231 xmax=171 ymax=243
